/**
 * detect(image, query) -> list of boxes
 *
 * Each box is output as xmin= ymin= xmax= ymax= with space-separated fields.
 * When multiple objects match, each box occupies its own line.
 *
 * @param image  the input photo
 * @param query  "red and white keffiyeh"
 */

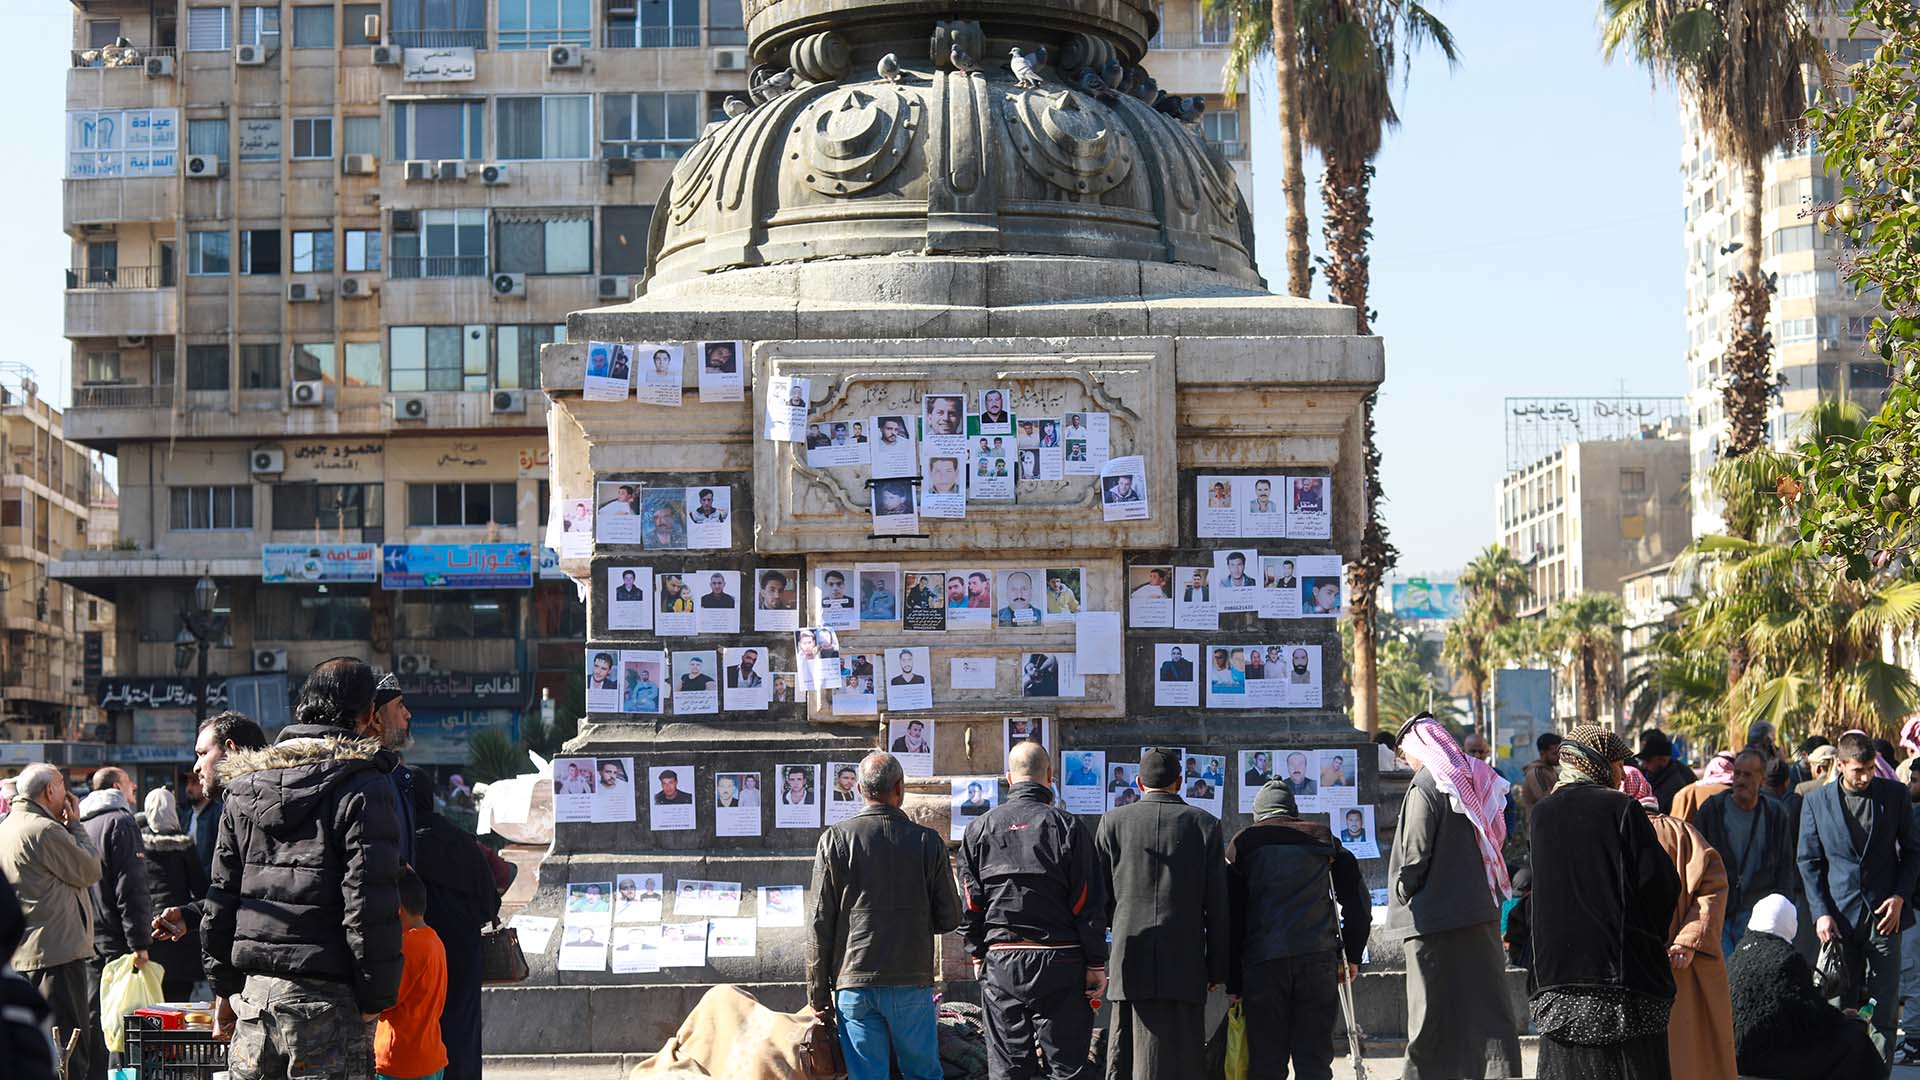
xmin=1399 ymin=715 xmax=1514 ymax=902
xmin=1700 ymin=751 xmax=1737 ymax=786
xmin=1620 ymin=765 xmax=1658 ymax=810
xmin=1899 ymin=714 xmax=1920 ymax=758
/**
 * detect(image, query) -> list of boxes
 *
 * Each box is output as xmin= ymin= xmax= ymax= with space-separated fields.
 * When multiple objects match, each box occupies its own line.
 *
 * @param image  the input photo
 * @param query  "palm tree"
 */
xmin=1460 ymin=544 xmax=1534 ymax=623
xmin=1224 ymin=0 xmax=1312 ymax=296
xmin=1546 ymin=592 xmax=1628 ymax=729
xmin=1218 ymin=0 xmax=1455 ymax=733
xmin=1440 ymin=613 xmax=1491 ymax=726
xmin=1599 ymin=0 xmax=1826 ymax=464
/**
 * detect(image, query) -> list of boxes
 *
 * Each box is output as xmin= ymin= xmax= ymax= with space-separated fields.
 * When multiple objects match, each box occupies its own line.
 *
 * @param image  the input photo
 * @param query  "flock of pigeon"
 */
xmin=720 ymin=43 xmax=1209 ymax=124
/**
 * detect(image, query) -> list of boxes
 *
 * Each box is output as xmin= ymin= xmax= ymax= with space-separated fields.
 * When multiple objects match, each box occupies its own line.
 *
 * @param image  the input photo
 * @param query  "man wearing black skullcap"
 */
xmin=1225 ymin=780 xmax=1368 ymax=1079
xmin=1636 ymin=729 xmax=1696 ymax=816
xmin=1095 ymin=747 xmax=1228 ymax=1080
xmin=362 ymin=672 xmax=417 ymax=863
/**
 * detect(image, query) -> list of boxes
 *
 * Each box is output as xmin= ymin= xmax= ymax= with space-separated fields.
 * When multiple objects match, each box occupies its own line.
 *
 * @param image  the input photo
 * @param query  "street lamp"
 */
xmin=178 ymin=571 xmax=226 ymax=725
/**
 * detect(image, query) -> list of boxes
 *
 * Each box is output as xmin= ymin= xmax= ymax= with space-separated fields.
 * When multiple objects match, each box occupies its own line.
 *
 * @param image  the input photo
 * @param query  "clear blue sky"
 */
xmin=3 ymin=5 xmax=1684 ymax=576
xmin=1248 ymin=2 xmax=1686 ymax=577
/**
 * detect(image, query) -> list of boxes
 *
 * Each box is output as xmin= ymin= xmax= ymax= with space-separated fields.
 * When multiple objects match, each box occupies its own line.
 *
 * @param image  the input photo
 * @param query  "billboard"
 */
xmin=1391 ymin=577 xmax=1464 ymax=620
xmin=381 ymin=543 xmax=535 ymax=590
xmin=262 ymin=543 xmax=381 ymax=584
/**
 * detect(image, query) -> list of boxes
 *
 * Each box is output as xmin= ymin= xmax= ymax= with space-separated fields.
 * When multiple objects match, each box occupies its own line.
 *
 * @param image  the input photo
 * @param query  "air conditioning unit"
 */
xmin=491 ymin=389 xmax=527 ymax=414
xmin=253 ymin=648 xmax=289 ymax=673
xmin=287 ymin=281 xmax=325 ymax=303
xmin=291 ymin=380 xmax=324 ymax=407
xmin=144 ymin=55 xmax=174 ymax=78
xmin=235 ymin=44 xmax=266 ymax=66
xmin=338 ymin=275 xmax=378 ymax=299
xmin=712 ymin=47 xmax=746 ymax=72
xmin=547 ymin=44 xmax=584 ymax=70
xmin=403 ymin=160 xmax=432 ymax=182
xmin=492 ymin=272 xmax=527 ymax=298
xmin=597 ymin=275 xmax=631 ymax=300
xmin=185 ymin=154 xmax=222 ymax=179
xmin=390 ymin=209 xmax=418 ymax=232
xmin=249 ymin=448 xmax=285 ymax=475
xmin=479 ymin=163 xmax=510 ymax=186
xmin=397 ymin=653 xmax=432 ymax=676
xmin=395 ymin=396 xmax=429 ymax=421
xmin=371 ymin=44 xmax=401 ymax=66
xmin=342 ymin=153 xmax=377 ymax=176
xmin=117 ymin=335 xmax=148 ymax=349
xmin=436 ymin=159 xmax=467 ymax=182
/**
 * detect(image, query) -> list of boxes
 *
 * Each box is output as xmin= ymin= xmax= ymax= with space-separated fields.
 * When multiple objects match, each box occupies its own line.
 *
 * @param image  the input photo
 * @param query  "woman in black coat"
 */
xmin=1727 ymin=893 xmax=1881 ymax=1079
xmin=139 ymin=786 xmax=207 ymax=1002
xmin=407 ymin=768 xmax=502 ymax=1080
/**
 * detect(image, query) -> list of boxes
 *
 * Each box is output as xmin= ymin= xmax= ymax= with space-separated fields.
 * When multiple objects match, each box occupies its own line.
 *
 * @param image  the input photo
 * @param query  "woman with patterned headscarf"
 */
xmin=1386 ymin=713 xmax=1524 ymax=1079
xmin=1622 ymin=766 xmax=1738 ymax=1080
xmin=1529 ymin=725 xmax=1683 ymax=1080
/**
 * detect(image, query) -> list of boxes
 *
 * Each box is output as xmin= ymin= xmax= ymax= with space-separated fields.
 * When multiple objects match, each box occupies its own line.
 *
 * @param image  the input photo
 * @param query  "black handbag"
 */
xmin=1813 ymin=938 xmax=1850 ymax=1002
xmin=480 ymin=920 xmax=530 ymax=984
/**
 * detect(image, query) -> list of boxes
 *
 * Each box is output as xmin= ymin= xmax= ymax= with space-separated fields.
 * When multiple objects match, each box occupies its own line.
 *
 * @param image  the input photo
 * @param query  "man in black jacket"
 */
xmin=957 ymin=741 xmax=1106 ymax=1080
xmin=1096 ymin=747 xmax=1228 ymax=1080
xmin=405 ymin=767 xmax=499 ymax=1080
xmin=78 ymin=766 xmax=149 ymax=1080
xmin=1798 ymin=730 xmax=1920 ymax=1067
xmin=1226 ymin=781 xmax=1368 ymax=1080
xmin=204 ymin=657 xmax=405 ymax=1080
xmin=1696 ymin=748 xmax=1796 ymax=957
xmin=807 ymin=751 xmax=961 ymax=1080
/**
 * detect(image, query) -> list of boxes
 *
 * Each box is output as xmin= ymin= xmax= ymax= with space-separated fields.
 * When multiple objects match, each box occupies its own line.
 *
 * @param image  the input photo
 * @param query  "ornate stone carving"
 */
xmin=1003 ymin=88 xmax=1135 ymax=196
xmin=929 ymin=20 xmax=985 ymax=70
xmin=788 ymin=31 xmax=851 ymax=81
xmin=797 ymin=86 xmax=920 ymax=196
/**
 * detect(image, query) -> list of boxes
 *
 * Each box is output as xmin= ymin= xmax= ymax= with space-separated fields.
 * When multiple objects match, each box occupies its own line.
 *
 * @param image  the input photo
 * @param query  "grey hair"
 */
xmin=16 ymin=763 xmax=61 ymax=801
xmin=858 ymin=752 xmax=904 ymax=801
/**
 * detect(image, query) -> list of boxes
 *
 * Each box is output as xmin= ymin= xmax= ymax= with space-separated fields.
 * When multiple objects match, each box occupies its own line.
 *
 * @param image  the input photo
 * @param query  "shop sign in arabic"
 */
xmin=96 ymin=677 xmax=228 ymax=711
xmin=262 ymin=543 xmax=381 ymax=583
xmin=381 ymin=543 xmax=534 ymax=590
xmin=291 ymin=442 xmax=382 ymax=473
xmin=397 ymin=671 xmax=528 ymax=707
xmin=403 ymin=47 xmax=477 ymax=82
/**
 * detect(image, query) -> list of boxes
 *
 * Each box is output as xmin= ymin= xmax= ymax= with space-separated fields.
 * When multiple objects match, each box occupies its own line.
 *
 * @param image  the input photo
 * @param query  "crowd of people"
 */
xmin=0 ymin=657 xmax=509 ymax=1080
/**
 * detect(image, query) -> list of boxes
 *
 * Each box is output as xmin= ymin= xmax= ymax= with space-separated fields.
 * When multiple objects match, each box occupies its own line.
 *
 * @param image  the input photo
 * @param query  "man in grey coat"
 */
xmin=0 ymin=763 xmax=102 ymax=1080
xmin=1095 ymin=747 xmax=1229 ymax=1080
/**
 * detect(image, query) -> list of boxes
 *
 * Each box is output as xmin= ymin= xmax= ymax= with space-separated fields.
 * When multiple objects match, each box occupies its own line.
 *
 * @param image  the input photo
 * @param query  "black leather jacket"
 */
xmin=1225 ymin=815 xmax=1368 ymax=993
xmin=806 ymin=803 xmax=961 ymax=1009
xmin=957 ymin=782 xmax=1108 ymax=964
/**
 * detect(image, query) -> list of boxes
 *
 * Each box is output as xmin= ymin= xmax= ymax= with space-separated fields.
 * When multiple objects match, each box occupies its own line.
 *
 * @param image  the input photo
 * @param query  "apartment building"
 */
xmin=1148 ymin=0 xmax=1254 ymax=201
xmin=53 ymin=0 xmax=762 ymax=771
xmin=1681 ymin=21 xmax=1887 ymax=535
xmin=0 ymin=370 xmax=113 ymax=743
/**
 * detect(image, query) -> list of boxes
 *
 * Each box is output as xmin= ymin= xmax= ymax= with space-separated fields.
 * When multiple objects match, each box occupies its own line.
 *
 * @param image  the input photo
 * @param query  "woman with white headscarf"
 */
xmin=138 ymin=785 xmax=206 ymax=1001
xmin=1387 ymin=713 xmax=1524 ymax=1079
xmin=1727 ymin=893 xmax=1881 ymax=1078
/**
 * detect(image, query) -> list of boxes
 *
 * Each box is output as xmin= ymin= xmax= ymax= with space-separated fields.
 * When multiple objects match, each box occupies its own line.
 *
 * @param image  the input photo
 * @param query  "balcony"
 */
xmin=64 ymin=269 xmax=176 ymax=339
xmin=388 ymin=256 xmax=487 ymax=280
xmin=1207 ymin=139 xmax=1246 ymax=161
xmin=72 ymin=384 xmax=174 ymax=410
xmin=602 ymin=27 xmax=702 ymax=48
xmin=389 ymin=30 xmax=488 ymax=49
xmin=1152 ymin=32 xmax=1235 ymax=49
xmin=70 ymin=45 xmax=175 ymax=70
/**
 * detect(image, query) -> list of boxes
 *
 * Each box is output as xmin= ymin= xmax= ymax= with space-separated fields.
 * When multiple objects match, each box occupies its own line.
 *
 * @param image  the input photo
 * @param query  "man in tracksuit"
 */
xmin=1225 ymin=780 xmax=1370 ymax=1080
xmin=958 ymin=740 xmax=1107 ymax=1079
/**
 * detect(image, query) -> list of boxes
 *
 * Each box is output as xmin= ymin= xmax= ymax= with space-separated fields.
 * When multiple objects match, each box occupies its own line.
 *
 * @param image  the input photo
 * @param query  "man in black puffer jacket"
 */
xmin=203 ymin=657 xmax=405 ymax=1080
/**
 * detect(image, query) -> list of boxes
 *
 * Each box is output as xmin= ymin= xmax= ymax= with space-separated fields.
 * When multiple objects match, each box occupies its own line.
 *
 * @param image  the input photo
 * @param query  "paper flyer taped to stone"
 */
xmin=595 ymin=481 xmax=644 ymax=545
xmin=753 ymin=568 xmax=800 ymax=632
xmin=901 ymin=570 xmax=947 ymax=631
xmin=1279 ymin=749 xmax=1322 ymax=812
xmin=1204 ymin=645 xmax=1249 ymax=708
xmin=695 ymin=340 xmax=744 ymax=402
xmin=1211 ymin=548 xmax=1261 ymax=613
xmin=1183 ymin=754 xmax=1226 ymax=818
xmin=972 ymin=388 xmax=1013 ymax=435
xmin=995 ymin=569 xmax=1044 ymax=628
xmin=1296 ymin=555 xmax=1345 ymax=619
xmin=824 ymin=762 xmax=861 ymax=824
xmin=870 ymin=479 xmax=919 ymax=535
xmin=692 ymin=569 xmax=741 ymax=634
xmin=1099 ymin=456 xmax=1148 ymax=521
xmin=806 ymin=418 xmax=869 ymax=468
xmin=706 ymin=917 xmax=758 ymax=958
xmin=813 ymin=566 xmax=859 ymax=630
xmin=551 ymin=758 xmax=596 ymax=823
xmin=951 ymin=777 xmax=998 ymax=839
xmin=1061 ymin=749 xmax=1107 ymax=814
xmin=638 ymin=487 xmax=688 ymax=550
xmin=723 ymin=646 xmax=771 ymax=710
xmin=674 ymin=880 xmax=743 ymax=917
xmin=658 ymin=922 xmax=708 ymax=967
xmin=948 ymin=568 xmax=993 ymax=629
xmin=856 ymin=564 xmax=900 ymax=623
xmin=556 ymin=497 xmax=594 ymax=558
xmin=1287 ymin=475 xmax=1331 ymax=538
xmin=588 ymin=758 xmax=637 ymax=822
xmin=654 ymin=572 xmax=695 ymax=636
xmin=950 ymin=656 xmax=995 ymax=689
xmin=757 ymin=886 xmax=806 ymax=928
xmin=833 ymin=653 xmax=879 ymax=715
xmin=564 ymin=882 xmax=614 ymax=927
xmin=764 ymin=375 xmax=809 ymax=441
xmin=684 ymin=485 xmax=731 ymax=549
xmin=713 ymin=772 xmax=762 ymax=837
xmin=1333 ymin=805 xmax=1379 ymax=860
xmin=1282 ymin=644 xmax=1324 ymax=707
xmin=671 ymin=651 xmax=719 ymax=715
xmin=610 ymin=925 xmax=661 ymax=973
xmin=509 ymin=914 xmax=557 ymax=956
xmin=1074 ymin=611 xmax=1122 ymax=674
xmin=582 ymin=341 xmax=632 ymax=402
xmin=615 ymin=874 xmax=665 ymax=923
xmin=883 ymin=647 xmax=933 ymax=710
xmin=1017 ymin=418 xmax=1064 ymax=481
xmin=1019 ymin=652 xmax=1066 ymax=697
xmin=584 ymin=652 xmax=622 ymax=712
xmin=1196 ymin=475 xmax=1238 ymax=538
xmin=922 ymin=391 xmax=966 ymax=441
xmin=1043 ymin=567 xmax=1083 ymax=623
xmin=1106 ymin=763 xmax=1141 ymax=811
xmin=1240 ymin=476 xmax=1287 ymax=538
xmin=773 ymin=764 xmax=820 ymax=829
xmin=794 ymin=628 xmax=843 ymax=691
xmin=1259 ymin=557 xmax=1303 ymax=619
xmin=1237 ymin=750 xmax=1280 ymax=814
xmin=888 ymin=717 xmax=934 ymax=776
xmin=556 ymin=923 xmax=609 ymax=971
xmin=607 ymin=566 xmax=653 ymax=630
xmin=1062 ymin=411 xmax=1108 ymax=475
xmin=969 ymin=435 xmax=1014 ymax=501
xmin=648 ymin=765 xmax=697 ymax=831
xmin=1316 ymin=748 xmax=1359 ymax=807
xmin=1175 ymin=569 xmax=1222 ymax=628
xmin=921 ymin=453 xmax=966 ymax=517
xmin=1152 ymin=644 xmax=1199 ymax=707
xmin=1003 ymin=717 xmax=1049 ymax=766
xmin=636 ymin=343 xmax=684 ymax=406
xmin=1127 ymin=566 xmax=1173 ymax=628
xmin=869 ymin=414 xmax=918 ymax=478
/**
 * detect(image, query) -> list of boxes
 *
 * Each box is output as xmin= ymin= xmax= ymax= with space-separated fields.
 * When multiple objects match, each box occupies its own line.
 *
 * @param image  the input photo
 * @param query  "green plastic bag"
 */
xmin=1222 ymin=1001 xmax=1249 ymax=1080
xmin=100 ymin=952 xmax=166 ymax=1053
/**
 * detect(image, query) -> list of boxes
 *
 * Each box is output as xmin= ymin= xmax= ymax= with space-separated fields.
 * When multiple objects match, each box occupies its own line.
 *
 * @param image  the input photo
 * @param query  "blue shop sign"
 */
xmin=381 ymin=544 xmax=534 ymax=590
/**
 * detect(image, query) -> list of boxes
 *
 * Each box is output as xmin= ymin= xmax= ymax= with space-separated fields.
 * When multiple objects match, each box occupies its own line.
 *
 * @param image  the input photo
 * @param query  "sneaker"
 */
xmin=1894 ymin=1038 xmax=1920 ymax=1066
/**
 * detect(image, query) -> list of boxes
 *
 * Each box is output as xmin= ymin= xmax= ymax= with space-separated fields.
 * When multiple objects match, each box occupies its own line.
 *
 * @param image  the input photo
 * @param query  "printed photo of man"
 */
xmin=654 ymin=769 xmax=693 ymax=805
xmin=924 ymin=394 xmax=963 ymax=436
xmin=728 ymin=649 xmax=763 ymax=688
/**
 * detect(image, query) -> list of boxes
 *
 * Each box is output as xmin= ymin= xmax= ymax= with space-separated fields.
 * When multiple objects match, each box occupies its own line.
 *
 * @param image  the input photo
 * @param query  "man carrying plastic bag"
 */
xmin=99 ymin=952 xmax=165 ymax=1053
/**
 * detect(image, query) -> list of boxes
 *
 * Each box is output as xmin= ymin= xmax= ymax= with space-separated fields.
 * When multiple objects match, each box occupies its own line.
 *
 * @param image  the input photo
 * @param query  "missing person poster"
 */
xmin=692 ymin=570 xmax=741 ymax=635
xmin=615 ymin=874 xmax=665 ymax=923
xmin=707 ymin=918 xmax=758 ymax=958
xmin=1182 ymin=754 xmax=1226 ymax=818
xmin=557 ymin=497 xmax=594 ymax=558
xmin=1152 ymin=643 xmax=1199 ymax=707
xmin=1240 ymin=475 xmax=1287 ymax=538
xmin=595 ymin=482 xmax=644 ymax=546
xmin=825 ymin=762 xmax=862 ymax=824
xmin=996 ymin=570 xmax=1044 ymax=628
xmin=1174 ymin=567 xmax=1219 ymax=631
xmin=764 ymin=375 xmax=810 ymax=442
xmin=1316 ymin=748 xmax=1359 ymax=807
xmin=813 ymin=567 xmax=859 ymax=630
xmin=833 ymin=654 xmax=879 ymax=716
xmin=1106 ymin=762 xmax=1142 ymax=811
xmin=757 ymin=885 xmax=806 ymax=928
xmin=1062 ymin=411 xmax=1109 ymax=476
xmin=869 ymin=414 xmax=918 ymax=479
xmin=901 ymin=571 xmax=947 ymax=632
xmin=969 ymin=436 xmax=1014 ymax=501
xmin=794 ymin=628 xmax=843 ymax=691
xmin=922 ymin=454 xmax=966 ymax=518
xmin=888 ymin=717 xmax=935 ymax=776
xmin=884 ymin=647 xmax=933 ymax=711
xmin=724 ymin=646 xmax=772 ymax=711
xmin=636 ymin=344 xmax=684 ymax=407
xmin=948 ymin=568 xmax=993 ymax=630
xmin=1278 ymin=750 xmax=1322 ymax=811
xmin=1128 ymin=565 xmax=1174 ymax=628
xmin=640 ymin=488 xmax=688 ymax=551
xmin=1297 ymin=555 xmax=1346 ymax=618
xmin=583 ymin=341 xmax=632 ymax=402
xmin=857 ymin=564 xmax=901 ymax=624
xmin=684 ymin=486 xmax=731 ymax=550
xmin=1278 ymin=644 xmax=1323 ymax=707
xmin=754 ymin=569 xmax=800 ymax=632
xmin=552 ymin=757 xmax=598 ymax=823
xmin=1018 ymin=418 xmax=1064 ymax=481
xmin=675 ymin=880 xmax=743 ymax=917
xmin=557 ymin=924 xmax=609 ymax=971
xmin=1043 ymin=568 xmax=1084 ymax=624
xmin=1238 ymin=750 xmax=1280 ymax=814
xmin=671 ymin=651 xmax=719 ymax=715
xmin=1061 ymin=749 xmax=1107 ymax=814
xmin=951 ymin=777 xmax=998 ymax=838
xmin=950 ymin=656 xmax=995 ymax=689
xmin=773 ymin=764 xmax=820 ymax=829
xmin=973 ymin=388 xmax=1013 ymax=435
xmin=870 ymin=479 xmax=919 ymax=536
xmin=922 ymin=392 xmax=966 ymax=441
xmin=588 ymin=758 xmax=637 ymax=823
xmin=607 ymin=566 xmax=653 ymax=631
xmin=1099 ymin=456 xmax=1148 ymax=521
xmin=648 ymin=765 xmax=696 ymax=831
xmin=610 ymin=925 xmax=661 ymax=973
xmin=585 ymin=651 xmax=622 ymax=712
xmin=712 ymin=772 xmax=762 ymax=837
xmin=806 ymin=419 xmax=869 ymax=468
xmin=1332 ymin=805 xmax=1379 ymax=860
xmin=1196 ymin=475 xmax=1239 ymax=538
xmin=1259 ymin=557 xmax=1303 ymax=620
xmin=696 ymin=340 xmax=744 ymax=402
xmin=1203 ymin=646 xmax=1249 ymax=708
xmin=655 ymin=572 xmax=695 ymax=637
xmin=564 ymin=882 xmax=614 ymax=927
xmin=1212 ymin=549 xmax=1261 ymax=613
xmin=658 ymin=922 xmax=708 ymax=967
xmin=1003 ymin=717 xmax=1049 ymax=765
xmin=1287 ymin=475 xmax=1331 ymax=538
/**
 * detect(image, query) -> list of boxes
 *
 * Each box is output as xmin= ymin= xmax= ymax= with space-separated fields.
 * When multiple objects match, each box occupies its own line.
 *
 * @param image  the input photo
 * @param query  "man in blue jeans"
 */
xmin=807 ymin=752 xmax=961 ymax=1079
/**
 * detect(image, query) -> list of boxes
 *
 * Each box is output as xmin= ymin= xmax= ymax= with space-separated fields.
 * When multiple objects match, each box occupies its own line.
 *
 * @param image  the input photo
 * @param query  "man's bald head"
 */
xmin=90 ymin=766 xmax=133 ymax=801
xmin=1007 ymin=741 xmax=1052 ymax=785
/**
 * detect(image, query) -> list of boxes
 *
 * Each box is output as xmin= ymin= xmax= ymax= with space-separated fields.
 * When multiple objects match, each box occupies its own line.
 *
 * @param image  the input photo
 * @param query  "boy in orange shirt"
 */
xmin=377 ymin=868 xmax=449 ymax=1080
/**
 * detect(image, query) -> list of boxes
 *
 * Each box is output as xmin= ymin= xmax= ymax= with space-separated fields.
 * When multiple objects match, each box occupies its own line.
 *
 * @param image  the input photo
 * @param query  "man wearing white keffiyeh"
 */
xmin=1386 ymin=713 xmax=1524 ymax=1079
